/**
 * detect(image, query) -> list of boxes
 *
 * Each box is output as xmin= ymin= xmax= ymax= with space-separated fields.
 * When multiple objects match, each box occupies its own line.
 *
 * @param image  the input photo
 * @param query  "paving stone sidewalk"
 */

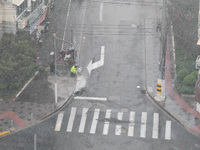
xmin=0 ymin=64 xmax=75 ymax=136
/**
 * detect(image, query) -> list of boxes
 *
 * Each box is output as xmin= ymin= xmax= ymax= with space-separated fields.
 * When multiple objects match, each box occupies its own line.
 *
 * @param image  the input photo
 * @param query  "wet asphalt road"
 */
xmin=1 ymin=0 xmax=200 ymax=150
xmin=0 ymin=98 xmax=200 ymax=150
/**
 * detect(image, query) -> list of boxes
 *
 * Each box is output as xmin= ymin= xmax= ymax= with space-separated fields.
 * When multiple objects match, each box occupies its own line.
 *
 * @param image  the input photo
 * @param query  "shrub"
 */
xmin=177 ymin=69 xmax=189 ymax=80
xmin=175 ymin=80 xmax=194 ymax=94
xmin=183 ymin=75 xmax=196 ymax=86
xmin=190 ymin=70 xmax=199 ymax=79
xmin=0 ymin=32 xmax=36 ymax=99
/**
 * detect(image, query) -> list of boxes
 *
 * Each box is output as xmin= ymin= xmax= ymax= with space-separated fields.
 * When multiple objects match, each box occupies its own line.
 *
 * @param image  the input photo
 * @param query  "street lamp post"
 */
xmin=161 ymin=0 xmax=167 ymax=79
xmin=53 ymin=33 xmax=58 ymax=104
xmin=131 ymin=23 xmax=166 ymax=101
xmin=52 ymin=33 xmax=75 ymax=104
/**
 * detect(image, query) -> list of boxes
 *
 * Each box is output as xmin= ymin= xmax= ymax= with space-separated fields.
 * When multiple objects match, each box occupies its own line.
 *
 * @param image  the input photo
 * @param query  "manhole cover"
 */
xmin=121 ymin=127 xmax=127 ymax=133
xmin=115 ymin=126 xmax=127 ymax=134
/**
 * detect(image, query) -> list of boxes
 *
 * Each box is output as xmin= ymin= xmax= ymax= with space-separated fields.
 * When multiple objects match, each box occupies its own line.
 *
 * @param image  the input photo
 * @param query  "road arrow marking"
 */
xmin=87 ymin=46 xmax=105 ymax=75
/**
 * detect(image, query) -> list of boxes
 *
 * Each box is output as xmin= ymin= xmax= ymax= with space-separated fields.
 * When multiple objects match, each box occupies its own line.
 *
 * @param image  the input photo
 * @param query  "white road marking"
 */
xmin=103 ymin=110 xmax=111 ymax=135
xmin=90 ymin=109 xmax=100 ymax=134
xmin=165 ymin=121 xmax=171 ymax=140
xmin=66 ymin=107 xmax=77 ymax=132
xmin=55 ymin=82 xmax=58 ymax=104
xmin=87 ymin=46 xmax=105 ymax=75
xmin=54 ymin=111 xmax=64 ymax=131
xmin=34 ymin=134 xmax=37 ymax=150
xmin=152 ymin=113 xmax=159 ymax=139
xmin=99 ymin=3 xmax=103 ymax=21
xmin=140 ymin=112 xmax=147 ymax=138
xmin=61 ymin=0 xmax=72 ymax=50
xmin=128 ymin=111 xmax=135 ymax=137
xmin=74 ymin=96 xmax=107 ymax=101
xmin=115 ymin=112 xmax=123 ymax=135
xmin=78 ymin=108 xmax=88 ymax=133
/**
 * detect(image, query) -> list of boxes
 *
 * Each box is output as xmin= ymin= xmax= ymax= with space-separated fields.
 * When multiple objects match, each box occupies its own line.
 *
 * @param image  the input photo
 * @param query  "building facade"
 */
xmin=0 ymin=0 xmax=49 ymax=39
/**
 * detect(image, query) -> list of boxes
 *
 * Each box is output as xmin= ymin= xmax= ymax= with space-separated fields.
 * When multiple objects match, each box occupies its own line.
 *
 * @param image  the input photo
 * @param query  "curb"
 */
xmin=0 ymin=91 xmax=75 ymax=139
xmin=145 ymin=90 xmax=187 ymax=128
xmin=145 ymin=34 xmax=200 ymax=138
xmin=0 ymin=131 xmax=10 ymax=137
xmin=13 ymin=71 xmax=39 ymax=101
xmin=147 ymin=90 xmax=200 ymax=138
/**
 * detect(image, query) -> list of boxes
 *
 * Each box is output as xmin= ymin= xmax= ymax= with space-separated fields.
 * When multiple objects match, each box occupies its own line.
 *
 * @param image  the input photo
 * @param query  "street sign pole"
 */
xmin=53 ymin=33 xmax=58 ymax=104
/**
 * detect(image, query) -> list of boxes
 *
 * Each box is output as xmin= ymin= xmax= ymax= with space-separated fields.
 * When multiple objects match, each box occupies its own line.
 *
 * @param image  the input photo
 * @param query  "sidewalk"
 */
xmin=164 ymin=35 xmax=200 ymax=135
xmin=146 ymin=24 xmax=200 ymax=136
xmin=0 ymin=63 xmax=75 ymax=137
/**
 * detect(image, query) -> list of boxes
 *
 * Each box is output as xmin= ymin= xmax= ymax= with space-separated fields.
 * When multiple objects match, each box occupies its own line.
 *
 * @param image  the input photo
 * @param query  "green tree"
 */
xmin=0 ymin=32 xmax=37 ymax=99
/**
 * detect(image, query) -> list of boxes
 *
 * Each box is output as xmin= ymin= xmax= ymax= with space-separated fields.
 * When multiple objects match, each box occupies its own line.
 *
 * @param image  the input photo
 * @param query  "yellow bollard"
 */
xmin=157 ymin=82 xmax=162 ymax=94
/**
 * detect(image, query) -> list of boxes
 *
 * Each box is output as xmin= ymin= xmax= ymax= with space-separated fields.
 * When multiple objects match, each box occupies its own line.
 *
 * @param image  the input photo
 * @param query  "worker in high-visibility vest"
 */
xmin=70 ymin=64 xmax=78 ymax=76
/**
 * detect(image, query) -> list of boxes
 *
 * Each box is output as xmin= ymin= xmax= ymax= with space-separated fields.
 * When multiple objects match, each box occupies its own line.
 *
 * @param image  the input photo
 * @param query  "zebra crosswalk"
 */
xmin=54 ymin=107 xmax=172 ymax=140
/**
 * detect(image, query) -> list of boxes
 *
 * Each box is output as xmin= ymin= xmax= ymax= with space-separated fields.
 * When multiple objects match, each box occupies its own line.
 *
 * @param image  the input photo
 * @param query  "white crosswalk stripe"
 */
xmin=78 ymin=108 xmax=88 ymax=133
xmin=152 ymin=113 xmax=159 ymax=139
xmin=115 ymin=112 xmax=123 ymax=135
xmin=54 ymin=111 xmax=64 ymax=131
xmin=66 ymin=107 xmax=77 ymax=132
xmin=54 ymin=107 xmax=172 ymax=140
xmin=140 ymin=112 xmax=147 ymax=138
xmin=165 ymin=121 xmax=171 ymax=140
xmin=103 ymin=110 xmax=111 ymax=135
xmin=128 ymin=111 xmax=135 ymax=137
xmin=90 ymin=109 xmax=100 ymax=134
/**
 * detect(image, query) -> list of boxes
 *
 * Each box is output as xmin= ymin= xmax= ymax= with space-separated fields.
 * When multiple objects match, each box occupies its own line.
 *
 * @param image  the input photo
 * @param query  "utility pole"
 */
xmin=51 ymin=33 xmax=74 ymax=104
xmin=53 ymin=33 xmax=58 ymax=104
xmin=161 ymin=0 xmax=167 ymax=79
xmin=71 ymin=29 xmax=73 ymax=45
xmin=70 ymin=29 xmax=75 ymax=62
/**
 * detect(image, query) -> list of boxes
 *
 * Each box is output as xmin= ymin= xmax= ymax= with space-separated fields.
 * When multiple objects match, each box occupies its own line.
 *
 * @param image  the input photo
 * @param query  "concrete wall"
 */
xmin=0 ymin=2 xmax=17 ymax=35
xmin=0 ymin=2 xmax=16 ymax=23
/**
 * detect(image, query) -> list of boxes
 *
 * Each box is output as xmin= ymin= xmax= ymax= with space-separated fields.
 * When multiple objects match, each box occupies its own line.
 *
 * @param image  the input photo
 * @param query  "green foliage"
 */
xmin=190 ymin=70 xmax=198 ymax=79
xmin=0 ymin=32 xmax=37 ymax=99
xmin=171 ymin=0 xmax=200 ymax=94
xmin=177 ymin=69 xmax=189 ymax=80
xmin=183 ymin=75 xmax=196 ymax=86
xmin=175 ymin=69 xmax=197 ymax=94
xmin=175 ymin=80 xmax=194 ymax=94
xmin=38 ymin=67 xmax=45 ymax=73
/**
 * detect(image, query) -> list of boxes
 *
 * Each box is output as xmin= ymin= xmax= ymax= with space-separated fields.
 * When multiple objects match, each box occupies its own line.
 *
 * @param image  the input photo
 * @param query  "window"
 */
xmin=44 ymin=0 xmax=48 ymax=5
xmin=31 ymin=0 xmax=43 ymax=12
xmin=17 ymin=0 xmax=28 ymax=17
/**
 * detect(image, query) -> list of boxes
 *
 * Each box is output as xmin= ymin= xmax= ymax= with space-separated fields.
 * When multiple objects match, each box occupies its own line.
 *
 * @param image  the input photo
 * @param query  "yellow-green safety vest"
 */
xmin=70 ymin=65 xmax=77 ymax=74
